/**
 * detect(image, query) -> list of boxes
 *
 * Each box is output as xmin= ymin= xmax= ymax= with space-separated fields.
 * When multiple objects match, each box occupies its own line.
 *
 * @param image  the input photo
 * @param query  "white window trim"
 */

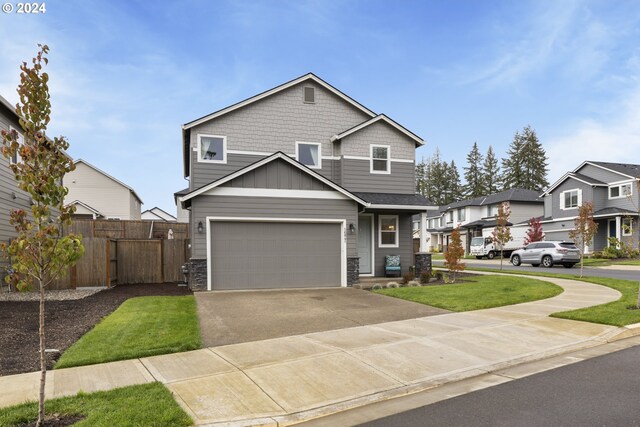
xmin=295 ymin=141 xmax=322 ymax=169
xmin=560 ymin=188 xmax=582 ymax=210
xmin=622 ymin=218 xmax=633 ymax=236
xmin=370 ymin=144 xmax=391 ymax=174
xmin=458 ymin=207 xmax=466 ymax=222
xmin=197 ymin=134 xmax=227 ymax=164
xmin=378 ymin=214 xmax=399 ymax=248
xmin=609 ymin=182 xmax=633 ymax=200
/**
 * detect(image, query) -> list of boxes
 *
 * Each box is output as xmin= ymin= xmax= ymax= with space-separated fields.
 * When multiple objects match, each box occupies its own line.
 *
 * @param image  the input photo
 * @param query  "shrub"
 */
xmin=386 ymin=282 xmax=400 ymax=288
xmin=408 ymin=280 xmax=421 ymax=287
xmin=433 ymin=270 xmax=444 ymax=281
xmin=419 ymin=271 xmax=431 ymax=284
xmin=402 ymin=272 xmax=415 ymax=285
xmin=371 ymin=284 xmax=382 ymax=290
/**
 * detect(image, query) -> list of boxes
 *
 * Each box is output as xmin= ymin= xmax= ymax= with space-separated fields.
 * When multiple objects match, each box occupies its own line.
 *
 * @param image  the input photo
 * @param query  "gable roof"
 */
xmin=179 ymin=152 xmax=369 ymax=205
xmin=443 ymin=188 xmax=542 ymax=210
xmin=142 ymin=207 xmax=177 ymax=221
xmin=542 ymin=161 xmax=640 ymax=196
xmin=331 ymin=114 xmax=424 ymax=147
xmin=66 ymin=200 xmax=103 ymax=216
xmin=74 ymin=159 xmax=143 ymax=204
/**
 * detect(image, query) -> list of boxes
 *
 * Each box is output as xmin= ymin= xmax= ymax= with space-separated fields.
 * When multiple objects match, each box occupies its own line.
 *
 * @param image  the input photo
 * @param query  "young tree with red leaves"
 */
xmin=524 ymin=217 xmax=545 ymax=245
xmin=444 ymin=226 xmax=465 ymax=283
xmin=0 ymin=45 xmax=84 ymax=427
xmin=568 ymin=202 xmax=598 ymax=279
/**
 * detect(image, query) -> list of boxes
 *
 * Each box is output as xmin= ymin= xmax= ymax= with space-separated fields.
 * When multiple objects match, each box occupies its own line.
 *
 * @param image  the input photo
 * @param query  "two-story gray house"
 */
xmin=176 ymin=73 xmax=434 ymax=291
xmin=423 ymin=189 xmax=543 ymax=253
xmin=0 ymin=94 xmax=32 ymax=279
xmin=541 ymin=161 xmax=640 ymax=252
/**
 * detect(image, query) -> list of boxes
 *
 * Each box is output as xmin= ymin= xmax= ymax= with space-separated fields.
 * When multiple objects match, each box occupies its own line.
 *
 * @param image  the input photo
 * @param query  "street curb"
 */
xmin=195 ymin=329 xmax=635 ymax=427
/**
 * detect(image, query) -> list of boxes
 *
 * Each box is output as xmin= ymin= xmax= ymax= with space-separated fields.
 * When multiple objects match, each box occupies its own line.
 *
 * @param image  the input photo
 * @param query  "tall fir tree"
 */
xmin=501 ymin=126 xmax=549 ymax=191
xmin=442 ymin=160 xmax=463 ymax=204
xmin=482 ymin=145 xmax=501 ymax=194
xmin=415 ymin=157 xmax=427 ymax=196
xmin=463 ymin=142 xmax=484 ymax=198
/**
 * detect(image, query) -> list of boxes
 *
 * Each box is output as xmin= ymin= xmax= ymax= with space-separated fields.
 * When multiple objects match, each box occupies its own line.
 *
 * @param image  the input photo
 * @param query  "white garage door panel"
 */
xmin=210 ymin=222 xmax=342 ymax=290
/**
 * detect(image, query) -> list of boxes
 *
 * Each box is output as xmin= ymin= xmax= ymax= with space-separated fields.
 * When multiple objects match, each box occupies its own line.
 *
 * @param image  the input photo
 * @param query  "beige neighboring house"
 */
xmin=142 ymin=207 xmax=177 ymax=222
xmin=64 ymin=159 xmax=143 ymax=220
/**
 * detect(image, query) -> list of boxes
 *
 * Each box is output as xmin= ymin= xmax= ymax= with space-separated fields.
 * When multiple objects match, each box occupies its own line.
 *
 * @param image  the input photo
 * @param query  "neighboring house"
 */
xmin=176 ymin=73 xmax=435 ymax=291
xmin=541 ymin=161 xmax=640 ymax=252
xmin=66 ymin=200 xmax=104 ymax=220
xmin=142 ymin=207 xmax=178 ymax=222
xmin=423 ymin=189 xmax=543 ymax=253
xmin=64 ymin=159 xmax=143 ymax=220
xmin=0 ymin=94 xmax=31 ymax=276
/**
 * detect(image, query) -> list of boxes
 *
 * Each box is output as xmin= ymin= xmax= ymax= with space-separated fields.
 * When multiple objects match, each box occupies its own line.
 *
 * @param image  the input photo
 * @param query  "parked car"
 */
xmin=510 ymin=241 xmax=581 ymax=268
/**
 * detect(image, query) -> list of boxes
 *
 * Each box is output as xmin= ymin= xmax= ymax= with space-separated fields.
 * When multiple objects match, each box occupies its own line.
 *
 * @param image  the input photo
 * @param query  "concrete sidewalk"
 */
xmin=1 ymin=275 xmax=638 ymax=426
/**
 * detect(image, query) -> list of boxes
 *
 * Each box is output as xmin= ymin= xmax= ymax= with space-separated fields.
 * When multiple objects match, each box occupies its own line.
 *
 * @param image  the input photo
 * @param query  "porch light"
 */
xmin=348 ymin=223 xmax=356 ymax=234
xmin=197 ymin=221 xmax=204 ymax=234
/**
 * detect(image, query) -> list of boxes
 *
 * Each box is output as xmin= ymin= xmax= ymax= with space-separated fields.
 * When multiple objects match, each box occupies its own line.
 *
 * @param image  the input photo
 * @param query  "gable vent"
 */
xmin=303 ymin=86 xmax=315 ymax=103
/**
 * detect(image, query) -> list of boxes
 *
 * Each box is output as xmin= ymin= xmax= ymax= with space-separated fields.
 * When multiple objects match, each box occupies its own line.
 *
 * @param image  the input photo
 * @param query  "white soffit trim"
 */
xmin=342 ymin=155 xmax=414 ymax=163
xmin=205 ymin=187 xmax=350 ymax=200
xmin=183 ymin=73 xmax=376 ymax=130
xmin=369 ymin=204 xmax=436 ymax=210
xmin=331 ymin=114 xmax=424 ymax=146
xmin=179 ymin=152 xmax=368 ymax=205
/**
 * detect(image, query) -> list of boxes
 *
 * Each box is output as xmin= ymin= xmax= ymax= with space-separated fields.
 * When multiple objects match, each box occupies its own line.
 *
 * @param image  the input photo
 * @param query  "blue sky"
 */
xmin=1 ymin=0 xmax=640 ymax=213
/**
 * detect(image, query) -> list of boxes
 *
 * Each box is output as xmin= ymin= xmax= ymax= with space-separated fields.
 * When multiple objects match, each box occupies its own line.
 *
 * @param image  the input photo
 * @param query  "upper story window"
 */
xmin=623 ymin=218 xmax=633 ymax=236
xmin=560 ymin=188 xmax=581 ymax=210
xmin=379 ymin=215 xmax=399 ymax=248
xmin=458 ymin=208 xmax=466 ymax=222
xmin=370 ymin=145 xmax=390 ymax=174
xmin=447 ymin=211 xmax=453 ymax=223
xmin=609 ymin=183 xmax=632 ymax=199
xmin=197 ymin=134 xmax=226 ymax=164
xmin=295 ymin=141 xmax=321 ymax=169
xmin=486 ymin=204 xmax=497 ymax=217
xmin=303 ymin=86 xmax=315 ymax=103
xmin=8 ymin=126 xmax=23 ymax=164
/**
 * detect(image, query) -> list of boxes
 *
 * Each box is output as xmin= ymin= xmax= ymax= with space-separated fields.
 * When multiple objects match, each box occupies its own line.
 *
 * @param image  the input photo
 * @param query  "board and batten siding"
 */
xmin=221 ymin=158 xmax=331 ymax=191
xmin=64 ymin=163 xmax=138 ymax=220
xmin=190 ymin=195 xmax=358 ymax=259
xmin=372 ymin=212 xmax=413 ymax=277
xmin=341 ymin=158 xmax=415 ymax=194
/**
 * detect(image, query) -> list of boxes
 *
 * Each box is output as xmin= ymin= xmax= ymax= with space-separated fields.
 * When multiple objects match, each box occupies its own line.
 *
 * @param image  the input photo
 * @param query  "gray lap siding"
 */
xmin=190 ymin=195 xmax=358 ymax=259
xmin=370 ymin=212 xmax=413 ymax=277
xmin=341 ymin=159 xmax=415 ymax=194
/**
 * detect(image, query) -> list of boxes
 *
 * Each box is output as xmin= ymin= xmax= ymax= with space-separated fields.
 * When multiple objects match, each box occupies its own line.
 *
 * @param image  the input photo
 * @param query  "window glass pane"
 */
xmin=298 ymin=144 xmax=319 ymax=167
xmin=622 ymin=184 xmax=632 ymax=196
xmin=372 ymin=146 xmax=388 ymax=159
xmin=373 ymin=159 xmax=388 ymax=171
xmin=380 ymin=217 xmax=396 ymax=232
xmin=610 ymin=187 xmax=620 ymax=197
xmin=381 ymin=232 xmax=395 ymax=245
xmin=200 ymin=137 xmax=224 ymax=161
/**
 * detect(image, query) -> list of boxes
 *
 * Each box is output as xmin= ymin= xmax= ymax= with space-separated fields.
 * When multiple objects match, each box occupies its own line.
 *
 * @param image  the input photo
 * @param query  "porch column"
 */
xmin=616 ymin=216 xmax=621 ymax=244
xmin=420 ymin=212 xmax=428 ymax=252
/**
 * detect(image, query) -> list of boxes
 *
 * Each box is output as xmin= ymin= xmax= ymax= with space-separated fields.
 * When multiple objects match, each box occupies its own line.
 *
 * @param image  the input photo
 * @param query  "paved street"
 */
xmin=359 ymin=342 xmax=640 ymax=427
xmin=434 ymin=259 xmax=640 ymax=281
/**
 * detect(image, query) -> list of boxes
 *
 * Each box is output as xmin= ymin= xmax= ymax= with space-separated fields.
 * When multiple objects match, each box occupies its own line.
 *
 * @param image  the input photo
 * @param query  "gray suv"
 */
xmin=510 ymin=241 xmax=581 ymax=268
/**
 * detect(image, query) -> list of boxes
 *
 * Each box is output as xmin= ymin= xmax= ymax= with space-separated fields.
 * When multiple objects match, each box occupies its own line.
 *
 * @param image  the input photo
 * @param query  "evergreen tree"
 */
xmin=501 ymin=126 xmax=549 ymax=191
xmin=463 ymin=142 xmax=484 ymax=198
xmin=482 ymin=145 xmax=501 ymax=194
xmin=442 ymin=160 xmax=463 ymax=205
xmin=415 ymin=157 xmax=427 ymax=195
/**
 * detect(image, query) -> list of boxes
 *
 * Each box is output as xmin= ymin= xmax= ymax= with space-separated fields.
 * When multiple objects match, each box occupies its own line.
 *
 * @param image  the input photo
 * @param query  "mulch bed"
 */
xmin=0 ymin=283 xmax=192 ymax=376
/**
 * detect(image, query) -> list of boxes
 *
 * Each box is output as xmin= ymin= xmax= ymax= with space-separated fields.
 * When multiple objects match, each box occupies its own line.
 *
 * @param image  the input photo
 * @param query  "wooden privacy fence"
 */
xmin=64 ymin=219 xmax=189 ymax=240
xmin=51 ymin=238 xmax=189 ymax=289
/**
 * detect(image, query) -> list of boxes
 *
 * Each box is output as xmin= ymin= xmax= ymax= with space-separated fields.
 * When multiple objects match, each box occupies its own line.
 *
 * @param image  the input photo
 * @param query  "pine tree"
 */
xmin=482 ymin=145 xmax=501 ymax=194
xmin=415 ymin=157 xmax=427 ymax=195
xmin=463 ymin=142 xmax=484 ymax=198
xmin=501 ymin=130 xmax=525 ymax=190
xmin=442 ymin=160 xmax=463 ymax=205
xmin=501 ymin=126 xmax=549 ymax=191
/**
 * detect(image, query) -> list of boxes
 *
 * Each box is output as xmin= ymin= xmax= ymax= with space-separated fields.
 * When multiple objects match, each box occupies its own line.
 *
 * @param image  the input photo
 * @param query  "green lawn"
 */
xmin=374 ymin=275 xmax=562 ymax=311
xmin=56 ymin=296 xmax=201 ymax=369
xmin=0 ymin=383 xmax=191 ymax=427
xmin=458 ymin=267 xmax=640 ymax=326
xmin=581 ymin=258 xmax=640 ymax=267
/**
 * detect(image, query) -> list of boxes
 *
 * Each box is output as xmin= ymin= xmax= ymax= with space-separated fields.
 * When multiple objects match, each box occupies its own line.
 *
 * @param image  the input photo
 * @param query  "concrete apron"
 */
xmin=1 ymin=273 xmax=639 ymax=427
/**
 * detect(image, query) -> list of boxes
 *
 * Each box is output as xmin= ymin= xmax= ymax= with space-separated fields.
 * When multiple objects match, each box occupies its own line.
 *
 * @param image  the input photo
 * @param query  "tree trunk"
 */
xmin=36 ymin=277 xmax=46 ymax=427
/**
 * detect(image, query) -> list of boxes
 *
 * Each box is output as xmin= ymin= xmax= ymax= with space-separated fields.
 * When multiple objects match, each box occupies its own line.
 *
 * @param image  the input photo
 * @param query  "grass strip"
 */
xmin=374 ymin=275 xmax=562 ymax=312
xmin=56 ymin=296 xmax=201 ymax=369
xmin=0 ymin=382 xmax=191 ymax=427
xmin=459 ymin=267 xmax=640 ymax=326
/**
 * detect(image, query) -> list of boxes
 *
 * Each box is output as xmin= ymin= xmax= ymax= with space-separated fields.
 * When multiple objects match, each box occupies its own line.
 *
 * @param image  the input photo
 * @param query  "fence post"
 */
xmin=105 ymin=239 xmax=111 ymax=288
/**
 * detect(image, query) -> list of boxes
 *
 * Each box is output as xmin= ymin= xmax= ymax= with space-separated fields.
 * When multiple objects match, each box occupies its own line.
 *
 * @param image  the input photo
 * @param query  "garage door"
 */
xmin=210 ymin=221 xmax=342 ymax=290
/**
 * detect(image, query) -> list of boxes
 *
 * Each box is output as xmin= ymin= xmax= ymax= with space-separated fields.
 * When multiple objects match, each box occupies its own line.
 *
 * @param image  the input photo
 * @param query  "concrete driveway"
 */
xmin=195 ymin=287 xmax=449 ymax=347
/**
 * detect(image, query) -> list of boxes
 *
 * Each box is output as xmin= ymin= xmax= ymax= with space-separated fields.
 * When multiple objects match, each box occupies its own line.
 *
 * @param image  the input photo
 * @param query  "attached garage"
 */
xmin=209 ymin=220 xmax=345 ymax=290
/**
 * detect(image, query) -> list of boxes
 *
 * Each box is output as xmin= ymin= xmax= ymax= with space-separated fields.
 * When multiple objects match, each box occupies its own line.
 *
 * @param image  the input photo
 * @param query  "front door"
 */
xmin=608 ymin=219 xmax=616 ymax=244
xmin=358 ymin=215 xmax=372 ymax=274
